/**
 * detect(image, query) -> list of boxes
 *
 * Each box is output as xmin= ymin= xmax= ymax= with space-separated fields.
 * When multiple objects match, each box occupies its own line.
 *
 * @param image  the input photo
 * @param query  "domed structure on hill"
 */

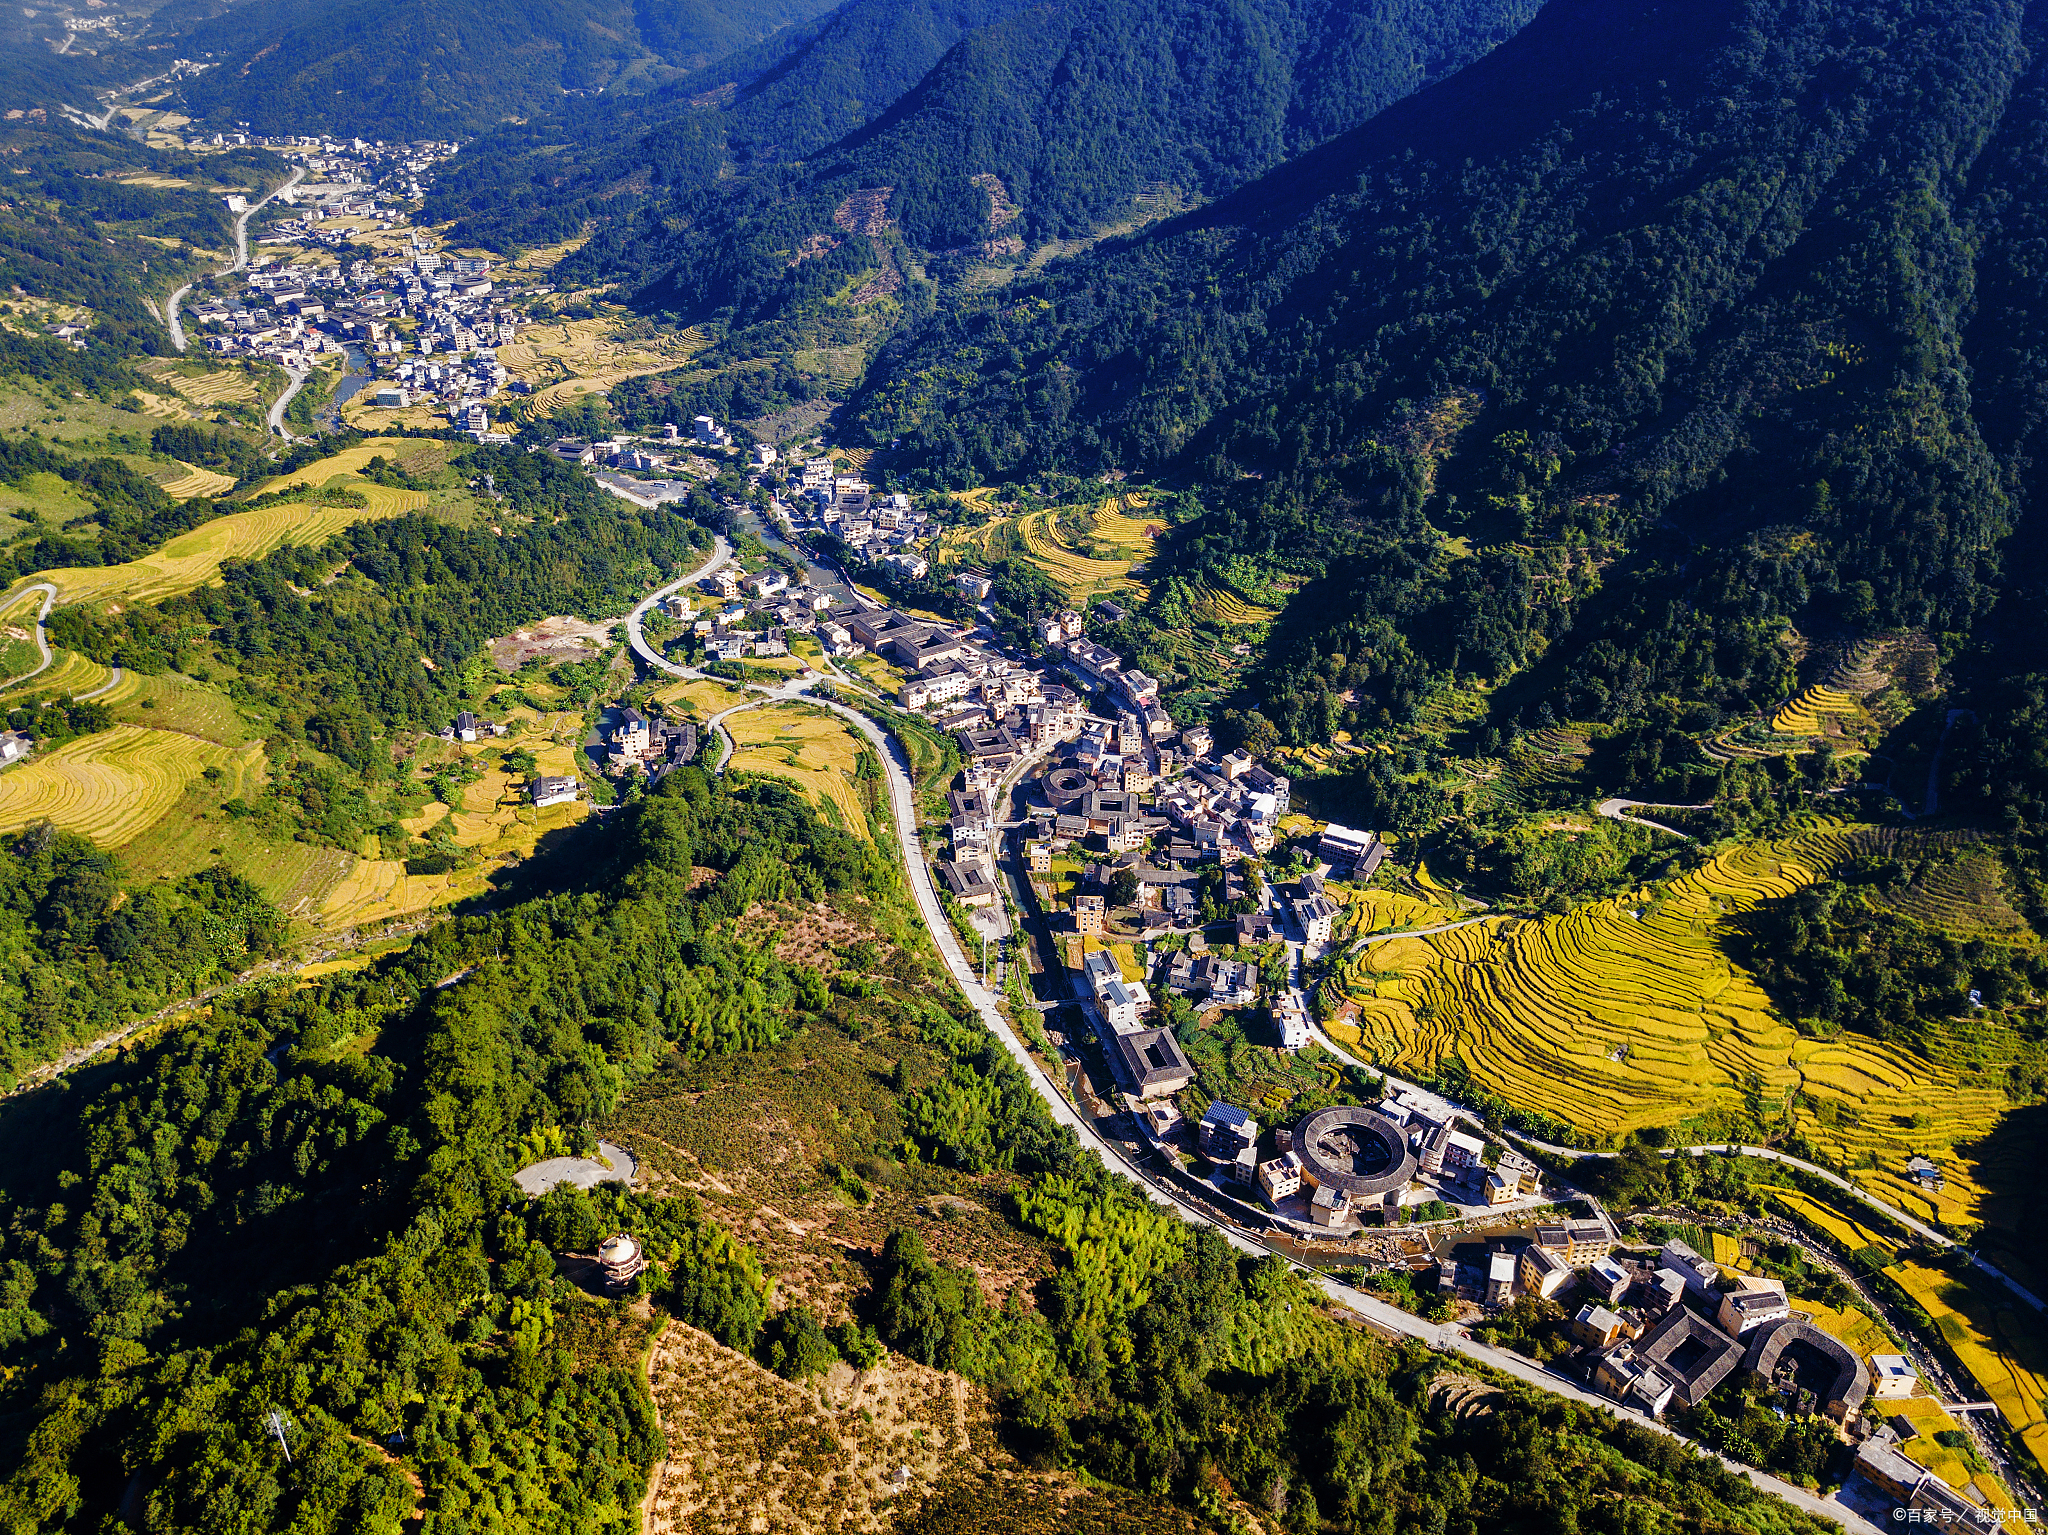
xmin=596 ymin=1233 xmax=647 ymax=1292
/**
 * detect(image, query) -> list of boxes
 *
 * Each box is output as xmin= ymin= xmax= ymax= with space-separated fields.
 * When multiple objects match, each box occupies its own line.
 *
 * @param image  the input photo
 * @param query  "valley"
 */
xmin=3 ymin=0 xmax=2048 ymax=1533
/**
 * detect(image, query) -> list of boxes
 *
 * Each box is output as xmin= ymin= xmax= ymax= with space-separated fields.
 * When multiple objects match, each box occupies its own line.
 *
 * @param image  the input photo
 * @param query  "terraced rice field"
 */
xmin=1770 ymin=684 xmax=1864 ymax=736
xmin=1876 ymin=845 xmax=2031 ymax=938
xmin=0 ymin=725 xmax=231 ymax=847
xmin=18 ymin=483 xmax=428 ymax=607
xmin=1892 ymin=1260 xmax=2048 ymax=1481
xmin=1338 ymin=886 xmax=1465 ymax=939
xmin=1887 ymin=1391 xmax=2019 ymax=1507
xmin=318 ymin=795 xmax=590 ymax=930
xmin=253 ymin=442 xmax=451 ymax=495
xmin=168 ymin=369 xmax=264 ymax=407
xmin=723 ymin=703 xmax=873 ymax=838
xmin=935 ymin=495 xmax=1156 ymax=602
xmin=158 ymin=461 xmax=238 ymax=499
xmin=1761 ymin=1185 xmax=1896 ymax=1254
xmin=129 ymin=391 xmax=191 ymax=420
xmin=2 ymin=650 xmax=113 ymax=701
xmin=1189 ymin=583 xmax=1279 ymax=627
xmin=1330 ymin=822 xmax=2003 ymax=1220
xmin=497 ymin=322 xmax=706 ymax=424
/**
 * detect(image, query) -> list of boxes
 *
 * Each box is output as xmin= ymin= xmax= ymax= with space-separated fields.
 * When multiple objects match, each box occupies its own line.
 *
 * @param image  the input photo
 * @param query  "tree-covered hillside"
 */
xmin=0 ymin=764 xmax=1846 ymax=1535
xmin=161 ymin=0 xmax=841 ymax=137
xmin=428 ymin=0 xmax=1540 ymax=289
xmin=836 ymin=0 xmax=2048 ymax=803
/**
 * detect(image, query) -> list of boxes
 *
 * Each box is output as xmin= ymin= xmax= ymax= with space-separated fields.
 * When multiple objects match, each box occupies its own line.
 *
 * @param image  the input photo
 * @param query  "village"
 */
xmin=172 ymin=129 xmax=537 ymax=403
xmin=554 ymin=429 xmax=2012 ymax=1532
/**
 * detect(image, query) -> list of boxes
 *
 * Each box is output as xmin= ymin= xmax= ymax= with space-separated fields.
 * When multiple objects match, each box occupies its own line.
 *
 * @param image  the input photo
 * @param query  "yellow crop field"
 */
xmin=3 ymin=650 xmax=114 ymax=701
xmin=0 ymin=725 xmax=229 ymax=847
xmin=933 ymin=494 xmax=1155 ymax=602
xmin=318 ymin=794 xmax=591 ymax=929
xmin=1338 ymin=886 xmax=1463 ymax=939
xmin=129 ymin=391 xmax=189 ymax=420
xmin=158 ymin=461 xmax=237 ymax=499
xmin=652 ymin=677 xmax=747 ymax=718
xmin=1771 ymin=684 xmax=1864 ymax=735
xmin=171 ymin=370 xmax=264 ymax=406
xmin=1892 ymin=1261 xmax=2048 ymax=1482
xmin=1796 ymin=1294 xmax=1898 ymax=1360
xmin=253 ymin=442 xmax=450 ymax=495
xmin=496 ymin=321 xmax=707 ymax=423
xmin=723 ymin=702 xmax=873 ymax=839
xmin=1328 ymin=822 xmax=2004 ymax=1220
xmin=1016 ymin=509 xmax=1147 ymax=601
xmin=1761 ymin=1185 xmax=1895 ymax=1254
xmin=17 ymin=484 xmax=428 ymax=608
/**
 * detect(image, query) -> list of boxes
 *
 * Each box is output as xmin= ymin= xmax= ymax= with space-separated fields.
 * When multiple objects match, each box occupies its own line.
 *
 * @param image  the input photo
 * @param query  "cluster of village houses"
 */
xmin=1496 ymin=1224 xmax=1986 ymax=1527
xmin=779 ymin=455 xmax=935 ymax=566
xmin=184 ymin=135 xmax=483 ymax=377
xmin=196 ymin=239 xmax=517 ymax=407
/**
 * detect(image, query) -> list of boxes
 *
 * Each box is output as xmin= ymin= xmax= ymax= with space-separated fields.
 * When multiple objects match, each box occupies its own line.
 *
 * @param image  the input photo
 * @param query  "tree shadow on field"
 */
xmin=472 ymin=814 xmax=614 ymax=908
xmin=1959 ymin=1100 xmax=2048 ymax=1297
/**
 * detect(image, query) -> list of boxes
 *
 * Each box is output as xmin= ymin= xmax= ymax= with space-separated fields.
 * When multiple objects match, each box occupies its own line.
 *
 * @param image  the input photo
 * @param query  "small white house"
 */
xmin=530 ymin=776 xmax=579 ymax=808
xmin=1870 ymin=1354 xmax=1919 ymax=1399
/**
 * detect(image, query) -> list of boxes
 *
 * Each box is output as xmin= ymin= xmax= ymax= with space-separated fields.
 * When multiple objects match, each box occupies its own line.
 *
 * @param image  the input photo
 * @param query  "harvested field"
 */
xmin=106 ymin=670 xmax=251 ymax=743
xmin=490 ymin=614 xmax=616 ymax=671
xmin=643 ymin=1324 xmax=970 ymax=1534
xmin=724 ymin=703 xmax=874 ymax=839
xmin=18 ymin=484 xmax=427 ymax=608
xmin=163 ymin=368 xmax=265 ymax=407
xmin=0 ymin=725 xmax=230 ymax=847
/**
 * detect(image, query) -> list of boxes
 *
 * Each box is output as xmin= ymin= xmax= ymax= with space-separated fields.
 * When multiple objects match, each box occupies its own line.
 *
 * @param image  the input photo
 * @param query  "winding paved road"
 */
xmin=613 ymin=543 xmax=1881 ymax=1528
xmin=0 ymin=583 xmax=57 ymax=691
xmin=165 ymin=166 xmax=305 ymax=354
xmin=72 ymin=665 xmax=124 ymax=702
xmin=161 ymin=167 xmax=311 ymax=441
xmin=266 ymin=368 xmax=310 ymax=442
xmin=1595 ymin=798 xmax=1714 ymax=839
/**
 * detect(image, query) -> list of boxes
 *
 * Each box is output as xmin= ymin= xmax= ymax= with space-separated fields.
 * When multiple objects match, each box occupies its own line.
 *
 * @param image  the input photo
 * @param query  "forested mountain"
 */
xmin=833 ymin=0 xmax=2048 ymax=804
xmin=430 ymin=0 xmax=1541 ymax=283
xmin=163 ymin=0 xmax=841 ymax=137
xmin=428 ymin=0 xmax=1070 ymax=249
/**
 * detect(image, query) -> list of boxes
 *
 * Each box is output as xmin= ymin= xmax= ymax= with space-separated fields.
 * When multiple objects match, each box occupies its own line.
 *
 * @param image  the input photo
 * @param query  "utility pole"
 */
xmin=265 ymin=1407 xmax=295 ymax=1464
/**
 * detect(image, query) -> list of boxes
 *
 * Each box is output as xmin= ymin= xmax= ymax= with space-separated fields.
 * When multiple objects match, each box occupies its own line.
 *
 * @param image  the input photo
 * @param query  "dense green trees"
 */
xmin=1742 ymin=864 xmax=2048 ymax=1047
xmin=168 ymin=0 xmax=841 ymax=137
xmin=829 ymin=0 xmax=2038 ymax=763
xmin=0 ymin=767 xmax=885 ymax=1530
xmin=0 ymin=825 xmax=285 ymax=1085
